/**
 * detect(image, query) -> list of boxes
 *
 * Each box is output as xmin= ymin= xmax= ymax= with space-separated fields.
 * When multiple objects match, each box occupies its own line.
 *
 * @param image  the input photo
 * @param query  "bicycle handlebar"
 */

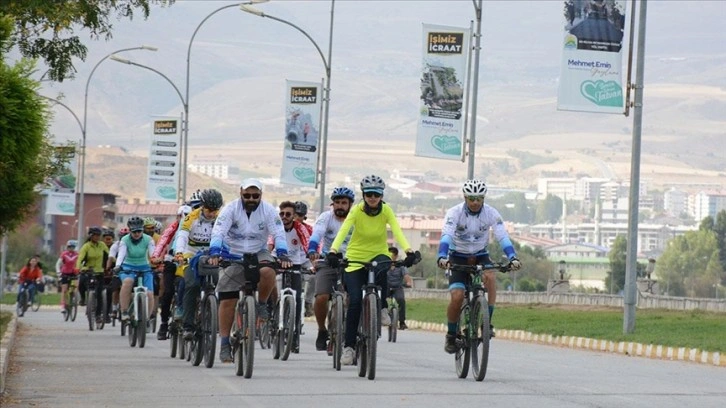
xmin=447 ymin=262 xmax=512 ymax=274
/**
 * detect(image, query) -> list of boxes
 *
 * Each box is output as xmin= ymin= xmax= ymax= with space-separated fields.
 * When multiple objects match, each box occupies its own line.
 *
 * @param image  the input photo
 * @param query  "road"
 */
xmin=3 ymin=309 xmax=725 ymax=408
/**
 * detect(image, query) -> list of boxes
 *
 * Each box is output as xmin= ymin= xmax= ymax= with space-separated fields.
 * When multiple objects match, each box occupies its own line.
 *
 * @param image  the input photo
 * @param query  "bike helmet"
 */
xmin=143 ymin=217 xmax=157 ymax=227
xmin=66 ymin=240 xmax=78 ymax=248
xmin=330 ymin=186 xmax=355 ymax=202
xmin=462 ymin=179 xmax=488 ymax=197
xmin=118 ymin=227 xmax=130 ymax=237
xmin=360 ymin=174 xmax=385 ymax=194
xmin=200 ymin=189 xmax=224 ymax=211
xmin=88 ymin=226 xmax=102 ymax=236
xmin=102 ymin=228 xmax=115 ymax=238
xmin=154 ymin=220 xmax=163 ymax=234
xmin=294 ymin=201 xmax=308 ymax=217
xmin=188 ymin=189 xmax=202 ymax=208
xmin=127 ymin=216 xmax=144 ymax=232
xmin=177 ymin=204 xmax=192 ymax=216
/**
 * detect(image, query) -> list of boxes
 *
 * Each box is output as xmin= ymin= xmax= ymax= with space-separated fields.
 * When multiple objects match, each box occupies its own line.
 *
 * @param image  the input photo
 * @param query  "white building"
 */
xmin=663 ymin=188 xmax=688 ymax=217
xmin=690 ymin=190 xmax=726 ymax=221
xmin=188 ymin=160 xmax=229 ymax=179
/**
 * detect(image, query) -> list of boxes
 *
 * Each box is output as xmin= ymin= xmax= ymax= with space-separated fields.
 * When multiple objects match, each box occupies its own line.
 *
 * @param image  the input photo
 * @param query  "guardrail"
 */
xmin=406 ymin=289 xmax=726 ymax=313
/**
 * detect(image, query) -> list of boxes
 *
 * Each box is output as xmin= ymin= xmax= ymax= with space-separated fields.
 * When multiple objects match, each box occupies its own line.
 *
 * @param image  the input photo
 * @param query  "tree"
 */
xmin=604 ymin=235 xmax=627 ymax=294
xmin=1 ymin=0 xmax=173 ymax=82
xmin=656 ymin=229 xmax=723 ymax=297
xmin=697 ymin=210 xmax=726 ymax=285
xmin=535 ymin=194 xmax=563 ymax=223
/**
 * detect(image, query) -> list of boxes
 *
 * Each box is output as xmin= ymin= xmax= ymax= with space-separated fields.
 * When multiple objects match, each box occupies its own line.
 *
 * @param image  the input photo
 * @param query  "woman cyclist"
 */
xmin=58 ymin=240 xmax=80 ymax=312
xmin=114 ymin=216 xmax=157 ymax=322
xmin=76 ymin=226 xmax=109 ymax=313
xmin=327 ymin=174 xmax=418 ymax=365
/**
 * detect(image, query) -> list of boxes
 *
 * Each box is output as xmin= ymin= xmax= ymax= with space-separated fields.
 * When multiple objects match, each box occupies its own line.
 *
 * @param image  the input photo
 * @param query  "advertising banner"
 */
xmin=415 ymin=24 xmax=471 ymax=160
xmin=557 ymin=0 xmax=627 ymax=113
xmin=280 ymin=80 xmax=322 ymax=186
xmin=45 ymin=145 xmax=77 ymax=216
xmin=146 ymin=117 xmax=181 ymax=202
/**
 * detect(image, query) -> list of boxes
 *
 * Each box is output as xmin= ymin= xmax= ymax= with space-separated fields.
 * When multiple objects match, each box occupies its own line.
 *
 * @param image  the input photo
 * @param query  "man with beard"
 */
xmin=207 ymin=178 xmax=291 ymax=363
xmin=307 ymin=187 xmax=356 ymax=352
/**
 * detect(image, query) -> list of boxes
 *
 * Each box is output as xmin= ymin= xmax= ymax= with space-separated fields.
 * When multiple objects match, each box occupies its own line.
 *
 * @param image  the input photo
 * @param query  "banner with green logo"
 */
xmin=280 ymin=80 xmax=322 ymax=187
xmin=415 ymin=24 xmax=471 ymax=160
xmin=45 ymin=145 xmax=77 ymax=216
xmin=146 ymin=117 xmax=181 ymax=202
xmin=557 ymin=0 xmax=626 ymax=113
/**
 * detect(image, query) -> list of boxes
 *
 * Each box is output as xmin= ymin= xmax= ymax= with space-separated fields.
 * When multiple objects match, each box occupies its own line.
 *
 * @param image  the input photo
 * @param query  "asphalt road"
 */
xmin=3 ymin=309 xmax=725 ymax=408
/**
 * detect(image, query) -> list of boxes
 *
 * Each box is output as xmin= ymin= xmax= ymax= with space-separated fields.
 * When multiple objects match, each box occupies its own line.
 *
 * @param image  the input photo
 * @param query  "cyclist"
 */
xmin=76 ymin=226 xmax=109 ymax=318
xmin=107 ymin=227 xmax=129 ymax=320
xmin=114 ymin=216 xmax=157 ymax=322
xmin=58 ymin=240 xmax=79 ymax=311
xmin=327 ymin=175 xmax=417 ymax=365
xmin=101 ymin=229 xmax=116 ymax=322
xmin=174 ymin=189 xmax=223 ymax=341
xmin=207 ymin=178 xmax=291 ymax=363
xmin=437 ymin=179 xmax=521 ymax=354
xmin=292 ymin=201 xmax=316 ymax=317
xmin=102 ymin=228 xmax=115 ymax=248
xmin=17 ymin=255 xmax=44 ymax=307
xmin=143 ymin=217 xmax=161 ymax=243
xmin=155 ymin=204 xmax=192 ymax=340
xmin=387 ymin=246 xmax=413 ymax=330
xmin=309 ymin=186 xmax=355 ymax=351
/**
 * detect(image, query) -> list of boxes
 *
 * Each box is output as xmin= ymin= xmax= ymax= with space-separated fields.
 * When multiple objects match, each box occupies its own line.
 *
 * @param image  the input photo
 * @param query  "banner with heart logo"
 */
xmin=280 ymin=80 xmax=322 ymax=187
xmin=557 ymin=0 xmax=626 ymax=114
xmin=44 ymin=145 xmax=77 ymax=216
xmin=146 ymin=116 xmax=181 ymax=202
xmin=415 ymin=24 xmax=471 ymax=160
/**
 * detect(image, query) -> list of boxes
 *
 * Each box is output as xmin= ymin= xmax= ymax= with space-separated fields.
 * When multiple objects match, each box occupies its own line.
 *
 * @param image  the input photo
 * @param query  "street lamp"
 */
xmin=241 ymin=1 xmax=335 ymax=214
xmin=77 ymin=45 xmax=157 ymax=244
xmin=467 ymin=0 xmax=483 ymax=179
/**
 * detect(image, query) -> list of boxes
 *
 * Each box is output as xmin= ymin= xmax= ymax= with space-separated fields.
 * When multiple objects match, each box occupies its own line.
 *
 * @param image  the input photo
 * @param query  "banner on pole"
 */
xmin=45 ymin=145 xmax=77 ymax=216
xmin=146 ymin=117 xmax=181 ymax=202
xmin=280 ymin=80 xmax=322 ymax=187
xmin=557 ymin=0 xmax=626 ymax=113
xmin=415 ymin=24 xmax=471 ymax=160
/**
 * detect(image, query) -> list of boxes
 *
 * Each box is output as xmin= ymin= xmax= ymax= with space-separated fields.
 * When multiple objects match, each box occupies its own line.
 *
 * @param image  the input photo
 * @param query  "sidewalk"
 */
xmin=0 ymin=305 xmax=19 ymax=395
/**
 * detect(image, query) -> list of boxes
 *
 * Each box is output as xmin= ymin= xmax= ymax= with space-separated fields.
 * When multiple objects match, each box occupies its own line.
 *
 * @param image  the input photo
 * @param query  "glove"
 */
xmin=112 ymin=266 xmax=121 ymax=275
xmin=278 ymin=254 xmax=291 ymax=264
xmin=437 ymin=257 xmax=449 ymax=269
xmin=403 ymin=251 xmax=417 ymax=267
xmin=509 ymin=257 xmax=522 ymax=271
xmin=326 ymin=252 xmax=340 ymax=268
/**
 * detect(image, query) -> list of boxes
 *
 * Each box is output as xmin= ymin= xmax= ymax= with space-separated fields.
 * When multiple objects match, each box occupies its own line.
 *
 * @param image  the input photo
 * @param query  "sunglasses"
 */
xmin=364 ymin=192 xmax=382 ymax=198
xmin=279 ymin=211 xmax=293 ymax=218
xmin=242 ymin=193 xmax=261 ymax=199
xmin=131 ymin=230 xmax=143 ymax=234
xmin=466 ymin=195 xmax=484 ymax=202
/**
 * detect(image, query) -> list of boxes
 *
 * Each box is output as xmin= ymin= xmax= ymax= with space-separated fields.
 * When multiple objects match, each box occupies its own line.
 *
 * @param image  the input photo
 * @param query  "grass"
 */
xmin=405 ymin=299 xmax=726 ymax=353
xmin=1 ymin=292 xmax=62 ymax=306
xmin=0 ymin=311 xmax=11 ymax=338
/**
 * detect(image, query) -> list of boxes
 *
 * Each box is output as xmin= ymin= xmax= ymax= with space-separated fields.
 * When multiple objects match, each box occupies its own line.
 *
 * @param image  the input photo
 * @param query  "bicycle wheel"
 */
xmin=455 ymin=303 xmax=470 ymax=379
xmin=281 ymin=296 xmax=295 ymax=361
xmin=178 ymin=326 xmax=186 ymax=360
xmin=191 ymin=303 xmax=203 ymax=366
xmin=242 ymin=295 xmax=256 ymax=378
xmin=71 ymin=291 xmax=79 ymax=322
xmin=16 ymin=291 xmax=27 ymax=317
xmin=271 ymin=301 xmax=281 ymax=360
xmin=64 ymin=299 xmax=70 ymax=322
xmin=128 ymin=303 xmax=137 ymax=347
xmin=138 ymin=295 xmax=147 ymax=348
xmin=203 ymin=295 xmax=218 ymax=368
xmin=471 ymin=296 xmax=491 ymax=382
xmin=31 ymin=292 xmax=41 ymax=312
xmin=87 ymin=291 xmax=96 ymax=331
xmin=357 ymin=298 xmax=368 ymax=378
xmin=330 ymin=294 xmax=344 ymax=371
xmin=97 ymin=289 xmax=107 ymax=330
xmin=388 ymin=306 xmax=398 ymax=343
xmin=365 ymin=294 xmax=378 ymax=380
xmin=170 ymin=321 xmax=178 ymax=358
xmin=233 ymin=300 xmax=245 ymax=376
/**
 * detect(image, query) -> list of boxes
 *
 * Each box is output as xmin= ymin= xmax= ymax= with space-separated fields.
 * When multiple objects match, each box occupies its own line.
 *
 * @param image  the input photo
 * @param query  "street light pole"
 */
xmin=77 ymin=45 xmax=157 ymax=243
xmin=467 ymin=0 xmax=483 ymax=179
xmin=241 ymin=1 xmax=335 ymax=214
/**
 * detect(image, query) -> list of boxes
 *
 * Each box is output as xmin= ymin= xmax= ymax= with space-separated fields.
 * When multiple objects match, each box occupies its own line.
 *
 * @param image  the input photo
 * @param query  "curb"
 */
xmin=405 ymin=320 xmax=725 ymax=368
xmin=0 ymin=306 xmax=19 ymax=395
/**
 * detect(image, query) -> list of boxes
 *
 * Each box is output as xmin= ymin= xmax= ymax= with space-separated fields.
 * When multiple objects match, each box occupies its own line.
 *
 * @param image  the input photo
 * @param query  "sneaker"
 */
xmin=490 ymin=324 xmax=496 ymax=338
xmin=444 ymin=334 xmax=457 ymax=354
xmin=173 ymin=307 xmax=184 ymax=321
xmin=381 ymin=308 xmax=391 ymax=326
xmin=399 ymin=322 xmax=408 ymax=330
xmin=183 ymin=329 xmax=194 ymax=341
xmin=304 ymin=303 xmax=314 ymax=317
xmin=315 ymin=329 xmax=329 ymax=351
xmin=257 ymin=303 xmax=270 ymax=321
xmin=121 ymin=312 xmax=130 ymax=322
xmin=219 ymin=343 xmax=233 ymax=363
xmin=341 ymin=347 xmax=355 ymax=365
xmin=157 ymin=323 xmax=168 ymax=340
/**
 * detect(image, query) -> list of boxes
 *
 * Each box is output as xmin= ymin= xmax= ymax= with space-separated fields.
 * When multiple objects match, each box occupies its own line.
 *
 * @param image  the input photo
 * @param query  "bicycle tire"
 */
xmin=366 ymin=293 xmax=378 ymax=380
xmin=17 ymin=291 xmax=27 ymax=317
xmin=233 ymin=300 xmax=245 ymax=376
xmin=170 ymin=322 xmax=178 ymax=358
xmin=71 ymin=291 xmax=79 ymax=321
xmin=471 ymin=296 xmax=491 ymax=382
xmin=455 ymin=302 xmax=470 ymax=379
xmin=389 ymin=306 xmax=398 ymax=343
xmin=271 ymin=301 xmax=281 ymax=360
xmin=121 ymin=319 xmax=127 ymax=337
xmin=178 ymin=325 xmax=186 ymax=360
xmin=31 ymin=291 xmax=41 ymax=312
xmin=191 ymin=303 xmax=203 ymax=366
xmin=64 ymin=301 xmax=70 ymax=322
xmin=331 ymin=294 xmax=344 ymax=371
xmin=203 ymin=295 xmax=218 ymax=368
xmin=281 ymin=296 xmax=295 ymax=361
xmin=97 ymin=289 xmax=107 ymax=330
xmin=87 ymin=291 xmax=96 ymax=331
xmin=357 ymin=297 xmax=368 ymax=378
xmin=138 ymin=295 xmax=147 ymax=348
xmin=128 ymin=316 xmax=137 ymax=347
xmin=242 ymin=295 xmax=256 ymax=378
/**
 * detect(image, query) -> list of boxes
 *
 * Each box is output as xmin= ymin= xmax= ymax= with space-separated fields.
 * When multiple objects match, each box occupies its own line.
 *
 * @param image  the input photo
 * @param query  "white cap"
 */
xmin=177 ymin=205 xmax=192 ymax=215
xmin=240 ymin=178 xmax=263 ymax=191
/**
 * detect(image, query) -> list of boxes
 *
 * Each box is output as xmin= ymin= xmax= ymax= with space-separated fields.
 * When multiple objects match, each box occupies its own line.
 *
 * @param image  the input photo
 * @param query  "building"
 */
xmin=690 ymin=190 xmax=726 ymax=222
xmin=47 ymin=192 xmax=118 ymax=255
xmin=115 ymin=199 xmax=180 ymax=227
xmin=188 ymin=159 xmax=230 ymax=179
xmin=664 ymin=188 xmax=688 ymax=217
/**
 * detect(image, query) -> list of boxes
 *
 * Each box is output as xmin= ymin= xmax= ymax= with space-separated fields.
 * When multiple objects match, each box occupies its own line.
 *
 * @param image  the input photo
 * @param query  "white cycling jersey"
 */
xmin=309 ymin=209 xmax=351 ymax=255
xmin=210 ymin=199 xmax=287 ymax=256
xmin=441 ymin=202 xmax=510 ymax=255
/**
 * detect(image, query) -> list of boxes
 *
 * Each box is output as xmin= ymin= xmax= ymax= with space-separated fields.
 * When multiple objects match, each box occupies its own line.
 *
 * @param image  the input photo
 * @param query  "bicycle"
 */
xmin=222 ymin=256 xmax=262 ymax=378
xmin=446 ymin=262 xmax=511 ymax=381
xmin=387 ymin=294 xmax=399 ymax=343
xmin=322 ymin=261 xmax=347 ymax=371
xmin=187 ymin=255 xmax=219 ymax=368
xmin=119 ymin=269 xmax=149 ymax=348
xmin=84 ymin=270 xmax=107 ymax=331
xmin=62 ymin=275 xmax=80 ymax=322
xmin=343 ymin=253 xmax=420 ymax=380
xmin=168 ymin=276 xmax=184 ymax=359
xmin=16 ymin=282 xmax=35 ymax=317
xmin=271 ymin=265 xmax=313 ymax=361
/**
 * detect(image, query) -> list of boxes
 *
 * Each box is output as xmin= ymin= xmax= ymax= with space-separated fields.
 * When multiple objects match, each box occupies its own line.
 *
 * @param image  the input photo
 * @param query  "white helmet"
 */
xmin=462 ymin=179 xmax=487 ymax=196
xmin=360 ymin=174 xmax=385 ymax=193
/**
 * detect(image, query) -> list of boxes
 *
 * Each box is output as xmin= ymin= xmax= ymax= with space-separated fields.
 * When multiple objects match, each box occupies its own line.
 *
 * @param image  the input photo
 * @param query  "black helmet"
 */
xmin=88 ymin=226 xmax=102 ymax=236
xmin=200 ymin=189 xmax=224 ymax=211
xmin=294 ymin=201 xmax=308 ymax=217
xmin=102 ymin=228 xmax=115 ymax=238
xmin=127 ymin=216 xmax=144 ymax=232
